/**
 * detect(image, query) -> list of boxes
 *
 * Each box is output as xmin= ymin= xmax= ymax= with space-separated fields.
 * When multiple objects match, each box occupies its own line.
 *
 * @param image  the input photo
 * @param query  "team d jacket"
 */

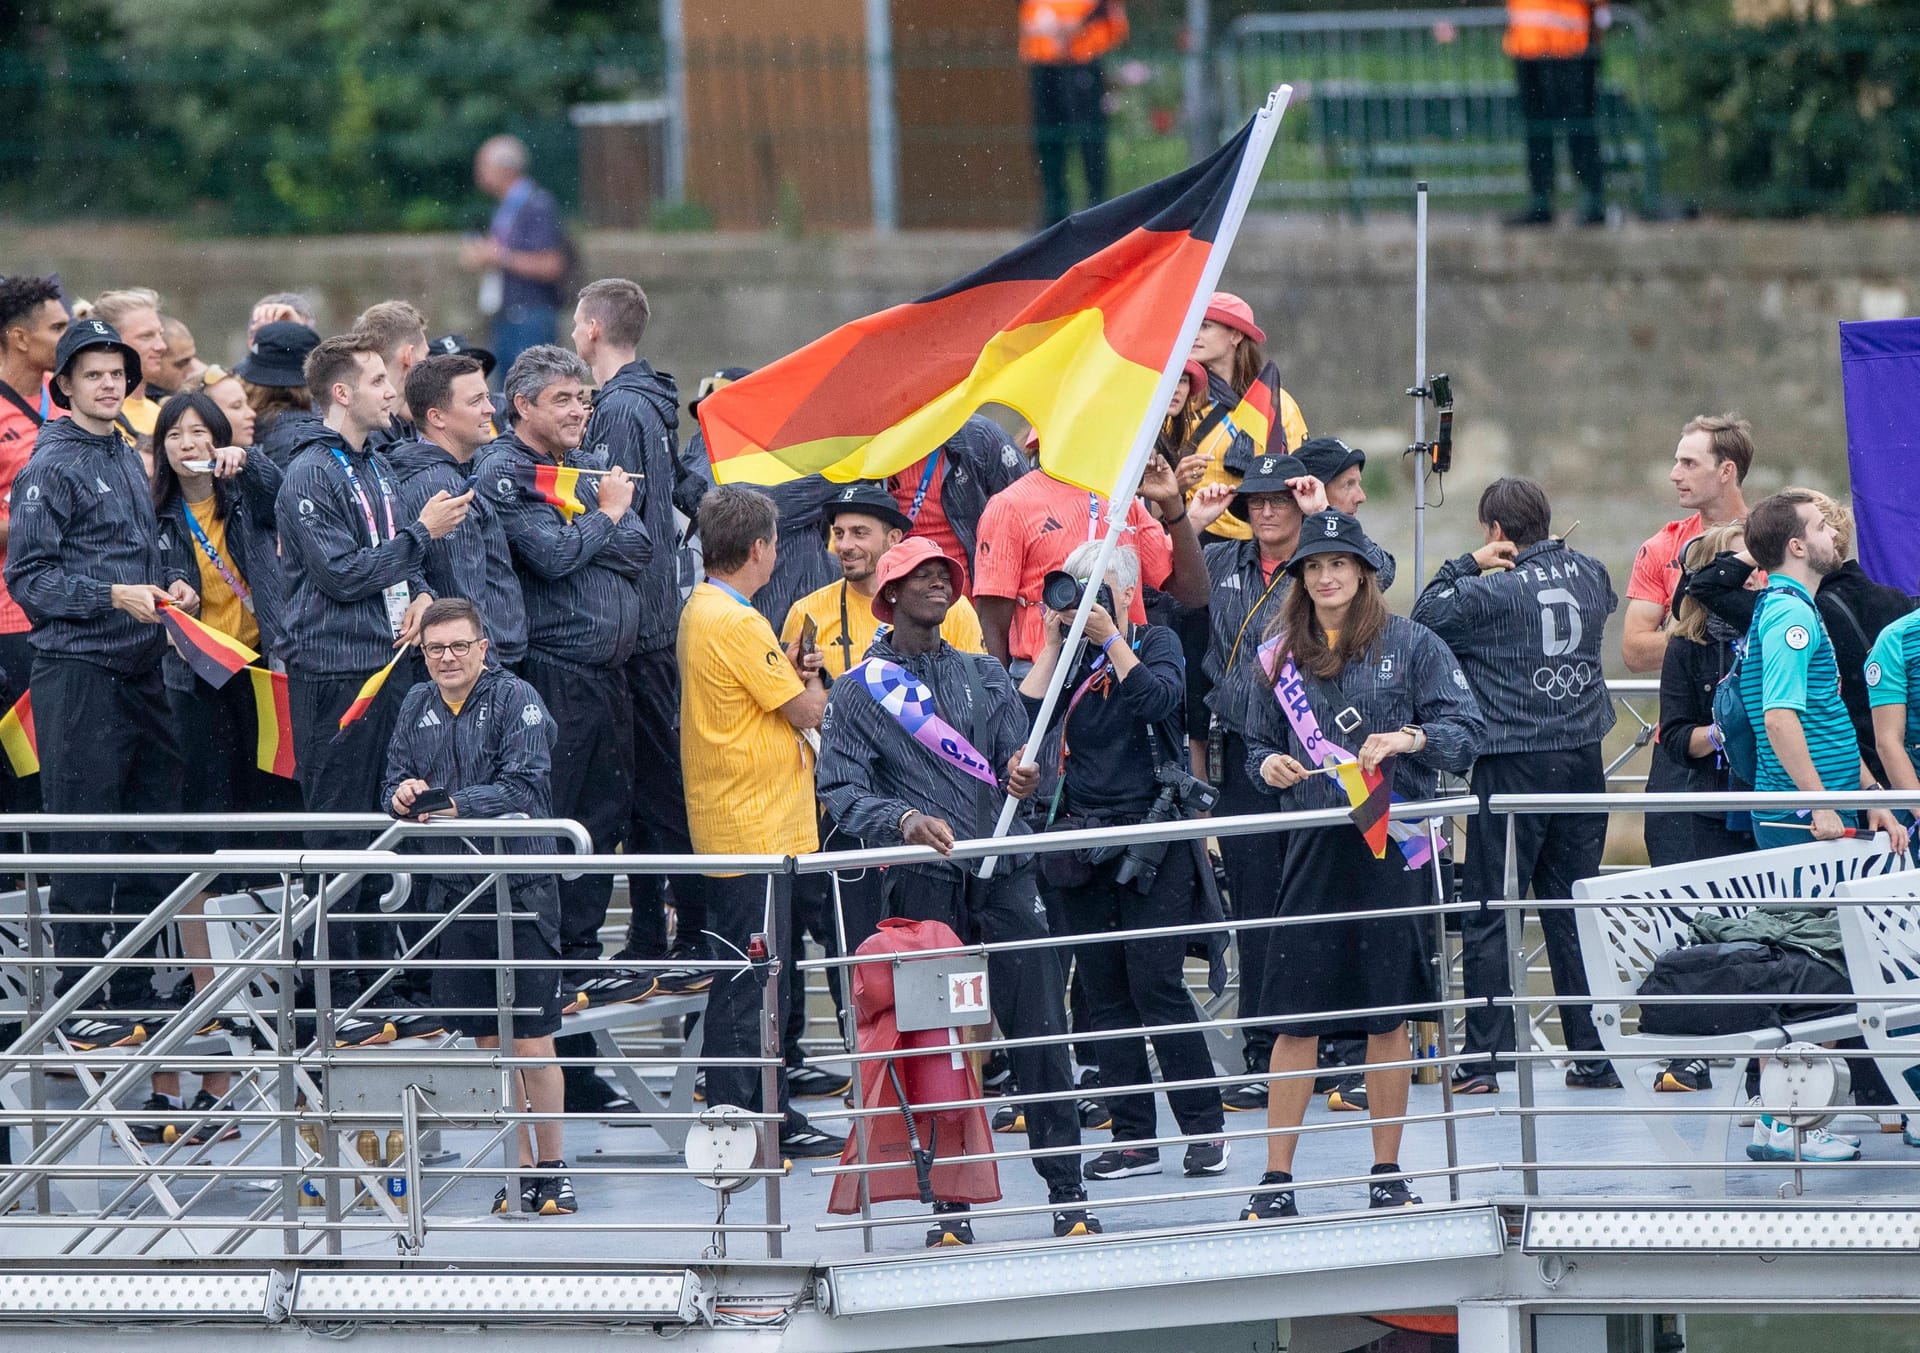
xmin=380 ymin=665 xmax=562 ymax=940
xmin=477 ymin=431 xmax=652 ymax=672
xmin=6 ymin=415 xmax=189 ymax=673
xmin=1410 ymin=537 xmax=1617 ymax=756
xmin=156 ymin=453 xmax=288 ymax=690
xmin=387 ymin=439 xmax=528 ymax=668
xmin=581 ymin=359 xmax=685 ymax=654
xmin=274 ymin=425 xmax=432 ymax=677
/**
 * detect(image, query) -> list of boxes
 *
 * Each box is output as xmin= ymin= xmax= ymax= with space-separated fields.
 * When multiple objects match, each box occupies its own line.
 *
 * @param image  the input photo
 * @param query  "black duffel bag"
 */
xmin=1636 ymin=940 xmax=1850 ymax=1037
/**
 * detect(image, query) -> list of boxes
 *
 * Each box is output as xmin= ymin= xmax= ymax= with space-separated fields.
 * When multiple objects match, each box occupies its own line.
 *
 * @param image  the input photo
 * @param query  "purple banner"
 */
xmin=1841 ymin=317 xmax=1920 ymax=593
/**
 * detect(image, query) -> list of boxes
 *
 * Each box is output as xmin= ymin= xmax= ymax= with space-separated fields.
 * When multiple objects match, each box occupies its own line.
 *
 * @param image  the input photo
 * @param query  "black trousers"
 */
xmin=35 ymin=656 xmax=184 ymax=1009
xmin=619 ymin=644 xmax=707 ymax=958
xmin=1059 ymin=847 xmax=1224 ymax=1143
xmin=1216 ymin=733 xmax=1284 ymax=1073
xmin=1515 ymin=55 xmax=1602 ymax=205
xmin=1459 ymin=747 xmax=1608 ymax=1074
xmin=886 ymin=861 xmax=1082 ymax=1195
xmin=1643 ymin=749 xmax=1695 ymax=867
xmin=290 ymin=665 xmax=413 ymax=997
xmin=519 ymin=654 xmax=633 ymax=974
xmin=701 ymin=871 xmax=793 ymax=1122
xmin=1029 ymin=60 xmax=1109 ymax=226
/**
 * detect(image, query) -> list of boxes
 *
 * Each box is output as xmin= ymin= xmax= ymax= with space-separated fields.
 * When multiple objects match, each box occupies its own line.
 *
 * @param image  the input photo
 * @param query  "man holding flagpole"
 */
xmin=817 ymin=536 xmax=1098 ymax=1237
xmin=6 ymin=319 xmax=194 ymax=1051
xmin=277 ymin=332 xmax=472 ymax=1042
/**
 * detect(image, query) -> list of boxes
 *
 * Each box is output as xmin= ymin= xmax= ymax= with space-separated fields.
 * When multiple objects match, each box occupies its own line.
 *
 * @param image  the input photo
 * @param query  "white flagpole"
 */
xmin=980 ymin=84 xmax=1294 ymax=878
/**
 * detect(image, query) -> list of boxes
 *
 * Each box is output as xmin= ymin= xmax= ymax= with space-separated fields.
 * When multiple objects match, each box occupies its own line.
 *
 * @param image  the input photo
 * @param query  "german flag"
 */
xmin=1333 ymin=759 xmax=1392 ymax=860
xmin=1230 ymin=360 xmax=1282 ymax=457
xmin=332 ymin=651 xmax=406 ymax=744
xmin=250 ymin=668 xmax=297 ymax=779
xmin=0 ymin=691 xmax=37 ymax=778
xmin=513 ymin=460 xmax=587 ymax=522
xmin=699 ymin=113 xmax=1271 ymax=496
xmin=156 ymin=598 xmax=258 ymax=690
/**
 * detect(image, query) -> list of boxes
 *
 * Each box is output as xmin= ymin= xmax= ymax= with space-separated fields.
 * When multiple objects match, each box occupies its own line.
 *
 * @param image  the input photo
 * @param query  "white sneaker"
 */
xmin=1746 ymin=1114 xmax=1860 ymax=1163
xmin=1738 ymin=1095 xmax=1760 ymax=1128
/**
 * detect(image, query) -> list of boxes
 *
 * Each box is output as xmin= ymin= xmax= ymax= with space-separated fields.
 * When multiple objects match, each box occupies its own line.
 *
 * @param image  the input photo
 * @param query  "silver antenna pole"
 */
xmin=1412 ymin=180 xmax=1429 ymax=589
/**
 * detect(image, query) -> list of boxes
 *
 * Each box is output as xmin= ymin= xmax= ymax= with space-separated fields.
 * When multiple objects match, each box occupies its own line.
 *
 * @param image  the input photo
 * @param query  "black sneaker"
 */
xmin=187 ymin=1089 xmax=243 ymax=1143
xmin=130 ymin=1094 xmax=187 ymax=1147
xmin=787 ymin=1064 xmax=854 ymax=1098
xmin=926 ymin=1207 xmax=974 ymax=1247
xmin=1242 ymin=1172 xmax=1297 ymax=1221
xmin=652 ymin=946 xmax=714 ymax=996
xmin=780 ymin=1119 xmax=846 ymax=1158
xmin=534 ymin=1163 xmax=577 ymax=1216
xmin=1183 ymin=1139 xmax=1230 ymax=1176
xmin=1369 ymin=1172 xmax=1422 ymax=1208
xmin=61 ymin=1016 xmax=147 ymax=1051
xmin=991 ymin=1104 xmax=1026 ymax=1134
xmin=692 ymin=1072 xmax=705 ymax=1103
xmin=492 ymin=1175 xmax=540 ymax=1214
xmin=152 ymin=976 xmax=224 ymax=1035
xmin=1326 ymin=1076 xmax=1368 ymax=1112
xmin=1656 ymin=1059 xmax=1712 ymax=1092
xmin=1083 ymin=1147 xmax=1161 ymax=1180
xmin=1050 ymin=1191 xmax=1102 ymax=1238
xmin=333 ymin=1016 xmax=397 ymax=1048
xmin=980 ymin=1053 xmax=1014 ymax=1096
xmin=1077 ymin=1096 xmax=1112 ymax=1131
xmin=575 ymin=970 xmax=658 ymax=1008
xmin=1566 ymin=1061 xmax=1622 ymax=1090
xmin=391 ymin=1010 xmax=450 ymax=1040
xmin=1222 ymin=1079 xmax=1269 ymax=1112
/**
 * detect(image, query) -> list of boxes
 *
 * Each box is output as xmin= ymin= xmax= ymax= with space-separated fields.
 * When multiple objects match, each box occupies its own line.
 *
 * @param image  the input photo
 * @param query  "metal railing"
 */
xmin=3 ymin=783 xmax=1919 ymax=1269
xmin=1218 ymin=6 xmax=1663 ymax=218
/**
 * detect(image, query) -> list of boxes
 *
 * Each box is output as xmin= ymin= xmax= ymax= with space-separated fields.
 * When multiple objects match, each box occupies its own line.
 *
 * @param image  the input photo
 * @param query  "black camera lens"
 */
xmin=1040 ymin=569 xmax=1085 ymax=613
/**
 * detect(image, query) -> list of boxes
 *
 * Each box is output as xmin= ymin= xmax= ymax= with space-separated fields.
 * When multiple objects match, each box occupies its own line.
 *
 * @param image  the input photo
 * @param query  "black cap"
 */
xmin=1287 ymin=510 xmax=1390 ymax=575
xmin=427 ymin=332 xmax=497 ymax=378
xmin=1293 ymin=436 xmax=1366 ymax=486
xmin=1227 ymin=451 xmax=1310 ymax=523
xmin=821 ymin=480 xmax=913 ymax=534
xmin=234 ymin=321 xmax=322 ymax=389
xmin=49 ymin=318 xmax=142 ymax=410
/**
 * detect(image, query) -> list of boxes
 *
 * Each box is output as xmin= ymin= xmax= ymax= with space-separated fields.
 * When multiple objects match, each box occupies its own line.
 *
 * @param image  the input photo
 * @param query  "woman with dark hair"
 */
xmin=1238 ymin=511 xmax=1483 ymax=1221
xmin=1179 ymin=293 xmax=1308 ymax=543
xmin=134 ymin=392 xmax=296 ymax=1143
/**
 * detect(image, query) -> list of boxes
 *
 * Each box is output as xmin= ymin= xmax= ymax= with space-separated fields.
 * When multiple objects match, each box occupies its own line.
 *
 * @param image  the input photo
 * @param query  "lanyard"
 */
xmin=491 ymin=177 xmax=533 ymax=243
xmin=708 ymin=577 xmax=753 ymax=608
xmin=180 ymin=499 xmax=254 ymax=613
xmin=328 ymin=447 xmax=395 ymax=547
xmin=1224 ymin=553 xmax=1290 ymax=678
xmin=906 ymin=451 xmax=942 ymax=524
xmin=1086 ymin=492 xmax=1102 ymax=542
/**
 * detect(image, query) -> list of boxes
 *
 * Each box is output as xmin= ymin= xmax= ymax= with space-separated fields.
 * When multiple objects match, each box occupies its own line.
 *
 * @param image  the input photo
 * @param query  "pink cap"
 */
xmin=871 ymin=537 xmax=966 ymax=623
xmin=1204 ymin=291 xmax=1266 ymax=344
xmin=1182 ymin=358 xmax=1208 ymax=393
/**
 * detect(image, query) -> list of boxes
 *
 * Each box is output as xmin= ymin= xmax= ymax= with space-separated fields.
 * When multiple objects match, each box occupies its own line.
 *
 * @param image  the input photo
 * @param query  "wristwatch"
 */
xmin=1400 ymin=724 xmax=1427 ymax=754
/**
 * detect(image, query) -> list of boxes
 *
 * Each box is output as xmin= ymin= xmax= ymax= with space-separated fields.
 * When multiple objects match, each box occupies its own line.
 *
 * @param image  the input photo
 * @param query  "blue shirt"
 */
xmin=1742 ymin=577 xmax=1860 ymax=822
xmin=489 ymin=178 xmax=567 ymax=313
xmin=1865 ymin=608 xmax=1920 ymax=756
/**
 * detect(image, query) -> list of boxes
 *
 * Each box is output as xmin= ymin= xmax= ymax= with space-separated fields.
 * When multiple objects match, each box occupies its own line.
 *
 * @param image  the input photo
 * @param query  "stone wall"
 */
xmin=12 ymin=215 xmax=1917 ymax=611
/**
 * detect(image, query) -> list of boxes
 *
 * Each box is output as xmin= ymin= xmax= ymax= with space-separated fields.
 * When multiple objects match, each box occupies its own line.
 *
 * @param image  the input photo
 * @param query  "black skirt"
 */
xmin=1252 ymin=823 xmax=1438 ymax=1038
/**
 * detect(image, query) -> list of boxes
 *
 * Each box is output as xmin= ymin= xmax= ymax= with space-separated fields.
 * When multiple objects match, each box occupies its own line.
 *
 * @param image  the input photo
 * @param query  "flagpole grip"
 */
xmin=978 ymin=86 xmax=1294 ymax=881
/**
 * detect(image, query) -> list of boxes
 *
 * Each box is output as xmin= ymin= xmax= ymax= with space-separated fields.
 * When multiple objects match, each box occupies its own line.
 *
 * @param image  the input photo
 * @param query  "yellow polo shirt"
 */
xmin=679 ymin=582 xmax=819 ymax=858
xmin=1186 ymin=388 xmax=1308 ymax=540
xmin=779 ymin=580 xmax=985 ymax=680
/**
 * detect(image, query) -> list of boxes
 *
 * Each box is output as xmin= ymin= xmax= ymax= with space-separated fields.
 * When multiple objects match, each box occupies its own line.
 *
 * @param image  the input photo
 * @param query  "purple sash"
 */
xmin=858 ymin=658 xmax=999 ymax=787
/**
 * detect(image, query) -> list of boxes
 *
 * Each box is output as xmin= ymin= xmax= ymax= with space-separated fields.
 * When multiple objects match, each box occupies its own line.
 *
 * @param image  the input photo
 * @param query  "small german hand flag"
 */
xmin=332 ymin=651 xmax=406 ymax=744
xmin=249 ymin=668 xmax=297 ymax=779
xmin=513 ymin=460 xmax=587 ymax=522
xmin=1232 ymin=361 xmax=1282 ymax=457
xmin=1333 ymin=759 xmax=1393 ymax=860
xmin=156 ymin=598 xmax=258 ymax=690
xmin=0 ymin=691 xmax=37 ymax=778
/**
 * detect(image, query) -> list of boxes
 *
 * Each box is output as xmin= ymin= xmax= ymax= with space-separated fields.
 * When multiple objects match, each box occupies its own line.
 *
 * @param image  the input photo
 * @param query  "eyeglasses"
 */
xmin=422 ymin=640 xmax=478 ymax=659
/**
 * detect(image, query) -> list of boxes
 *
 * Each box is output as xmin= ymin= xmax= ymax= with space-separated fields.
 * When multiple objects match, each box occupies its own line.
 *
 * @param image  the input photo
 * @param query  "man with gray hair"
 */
xmin=477 ymin=346 xmax=653 ymax=1110
xmin=463 ymin=135 xmax=572 ymax=380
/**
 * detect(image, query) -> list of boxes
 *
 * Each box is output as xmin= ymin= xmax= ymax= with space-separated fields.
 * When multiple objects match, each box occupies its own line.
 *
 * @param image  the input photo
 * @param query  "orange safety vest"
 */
xmin=1019 ymin=0 xmax=1129 ymax=66
xmin=1504 ymin=0 xmax=1593 ymax=59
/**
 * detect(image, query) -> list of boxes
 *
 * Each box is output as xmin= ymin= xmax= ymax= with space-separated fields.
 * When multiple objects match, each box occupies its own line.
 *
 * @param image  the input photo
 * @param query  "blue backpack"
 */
xmin=1709 ymin=585 xmax=1799 ymax=789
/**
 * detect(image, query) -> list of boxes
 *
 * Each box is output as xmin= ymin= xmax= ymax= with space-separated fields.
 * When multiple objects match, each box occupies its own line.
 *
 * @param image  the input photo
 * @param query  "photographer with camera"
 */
xmin=1018 ymin=542 xmax=1228 ymax=1182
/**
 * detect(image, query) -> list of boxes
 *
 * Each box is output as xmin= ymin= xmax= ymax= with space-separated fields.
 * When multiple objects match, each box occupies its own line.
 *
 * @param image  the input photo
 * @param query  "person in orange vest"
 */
xmin=1019 ymin=0 xmax=1129 ymax=227
xmin=1505 ymin=0 xmax=1608 ymax=226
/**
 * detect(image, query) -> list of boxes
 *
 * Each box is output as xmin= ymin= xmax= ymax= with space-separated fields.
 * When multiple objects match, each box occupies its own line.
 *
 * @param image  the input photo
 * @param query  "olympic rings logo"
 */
xmin=1532 ymin=662 xmax=1594 ymax=699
